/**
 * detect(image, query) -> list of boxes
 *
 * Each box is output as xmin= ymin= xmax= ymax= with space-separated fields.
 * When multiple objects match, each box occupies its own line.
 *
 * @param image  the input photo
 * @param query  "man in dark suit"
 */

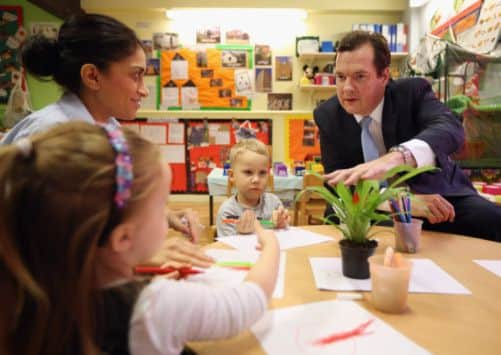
xmin=314 ymin=31 xmax=501 ymax=242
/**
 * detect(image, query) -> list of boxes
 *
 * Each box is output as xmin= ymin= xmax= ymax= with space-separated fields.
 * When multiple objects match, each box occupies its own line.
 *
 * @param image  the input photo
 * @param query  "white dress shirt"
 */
xmin=353 ymin=98 xmax=436 ymax=167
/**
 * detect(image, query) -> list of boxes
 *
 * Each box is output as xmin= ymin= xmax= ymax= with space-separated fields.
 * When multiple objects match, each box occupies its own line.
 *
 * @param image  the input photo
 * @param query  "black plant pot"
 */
xmin=339 ymin=239 xmax=378 ymax=279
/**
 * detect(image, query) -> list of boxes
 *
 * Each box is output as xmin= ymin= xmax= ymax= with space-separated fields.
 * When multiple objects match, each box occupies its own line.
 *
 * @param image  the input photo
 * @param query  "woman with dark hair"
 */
xmin=1 ymin=13 xmax=213 ymax=266
xmin=2 ymin=13 xmax=147 ymax=143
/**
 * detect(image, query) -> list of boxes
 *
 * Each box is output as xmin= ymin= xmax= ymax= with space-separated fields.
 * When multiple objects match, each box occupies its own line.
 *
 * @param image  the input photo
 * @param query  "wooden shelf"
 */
xmin=299 ymin=84 xmax=337 ymax=91
xmin=299 ymin=52 xmax=336 ymax=60
xmin=391 ymin=52 xmax=409 ymax=59
xmin=136 ymin=110 xmax=313 ymax=119
xmin=299 ymin=52 xmax=408 ymax=60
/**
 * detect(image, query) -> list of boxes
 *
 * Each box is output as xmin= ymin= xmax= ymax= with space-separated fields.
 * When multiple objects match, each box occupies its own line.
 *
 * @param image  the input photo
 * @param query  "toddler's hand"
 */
xmin=272 ymin=207 xmax=290 ymax=229
xmin=236 ymin=210 xmax=256 ymax=234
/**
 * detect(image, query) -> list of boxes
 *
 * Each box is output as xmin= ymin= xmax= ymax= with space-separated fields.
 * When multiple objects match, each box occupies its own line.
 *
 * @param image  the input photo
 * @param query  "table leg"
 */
xmin=209 ymin=195 xmax=214 ymax=225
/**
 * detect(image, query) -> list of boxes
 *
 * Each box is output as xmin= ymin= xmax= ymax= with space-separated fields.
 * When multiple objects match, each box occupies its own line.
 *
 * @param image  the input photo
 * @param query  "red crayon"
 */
xmin=134 ymin=265 xmax=203 ymax=278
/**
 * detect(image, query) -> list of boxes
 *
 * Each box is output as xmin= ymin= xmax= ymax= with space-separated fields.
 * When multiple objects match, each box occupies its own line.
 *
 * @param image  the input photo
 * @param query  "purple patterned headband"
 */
xmin=102 ymin=124 xmax=133 ymax=208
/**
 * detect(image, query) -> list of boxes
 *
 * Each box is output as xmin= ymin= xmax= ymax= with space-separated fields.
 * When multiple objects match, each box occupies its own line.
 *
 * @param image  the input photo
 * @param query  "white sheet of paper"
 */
xmin=234 ymin=69 xmax=254 ymax=97
xmin=217 ymin=227 xmax=333 ymax=251
xmin=162 ymin=86 xmax=179 ymax=108
xmin=140 ymin=125 xmax=166 ymax=144
xmin=168 ymin=123 xmax=184 ymax=144
xmin=158 ymin=145 xmax=185 ymax=164
xmin=187 ymin=249 xmax=286 ymax=299
xmin=142 ymin=83 xmax=157 ymax=110
xmin=310 ymin=258 xmax=471 ymax=294
xmin=209 ymin=124 xmax=231 ymax=145
xmin=181 ymin=86 xmax=200 ymax=110
xmin=473 ymin=259 xmax=501 ymax=277
xmin=171 ymin=60 xmax=188 ymax=80
xmin=251 ymin=300 xmax=430 ymax=355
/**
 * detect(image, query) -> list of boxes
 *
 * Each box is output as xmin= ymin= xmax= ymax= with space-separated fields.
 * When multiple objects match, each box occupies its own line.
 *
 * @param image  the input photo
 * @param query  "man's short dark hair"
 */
xmin=337 ymin=31 xmax=390 ymax=76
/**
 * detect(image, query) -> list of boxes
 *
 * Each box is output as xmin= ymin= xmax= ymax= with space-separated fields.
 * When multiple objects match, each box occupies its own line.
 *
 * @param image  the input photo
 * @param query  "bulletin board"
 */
xmin=121 ymin=120 xmax=188 ymax=192
xmin=187 ymin=119 xmax=271 ymax=192
xmin=160 ymin=44 xmax=253 ymax=110
xmin=0 ymin=6 xmax=24 ymax=105
xmin=285 ymin=116 xmax=321 ymax=163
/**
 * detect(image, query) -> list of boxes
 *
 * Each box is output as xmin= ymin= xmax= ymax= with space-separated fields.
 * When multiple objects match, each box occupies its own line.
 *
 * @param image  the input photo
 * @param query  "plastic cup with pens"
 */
xmin=389 ymin=194 xmax=422 ymax=254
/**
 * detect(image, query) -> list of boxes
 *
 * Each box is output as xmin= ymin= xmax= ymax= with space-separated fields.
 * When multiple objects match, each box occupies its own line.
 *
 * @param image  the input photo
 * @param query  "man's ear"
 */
xmin=108 ymin=223 xmax=134 ymax=253
xmin=380 ymin=67 xmax=390 ymax=85
xmin=81 ymin=63 xmax=101 ymax=91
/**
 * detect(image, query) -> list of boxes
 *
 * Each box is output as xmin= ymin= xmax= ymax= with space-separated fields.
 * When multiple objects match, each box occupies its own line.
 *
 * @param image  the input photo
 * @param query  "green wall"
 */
xmin=1 ymin=0 xmax=62 ymax=121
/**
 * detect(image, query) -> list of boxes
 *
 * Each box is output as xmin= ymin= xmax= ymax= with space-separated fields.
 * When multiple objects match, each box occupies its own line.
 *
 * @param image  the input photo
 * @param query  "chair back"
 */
xmin=293 ymin=172 xmax=326 ymax=225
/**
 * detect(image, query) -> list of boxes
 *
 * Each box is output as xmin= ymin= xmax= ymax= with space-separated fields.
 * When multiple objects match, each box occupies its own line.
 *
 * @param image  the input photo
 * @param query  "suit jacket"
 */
xmin=314 ymin=77 xmax=475 ymax=196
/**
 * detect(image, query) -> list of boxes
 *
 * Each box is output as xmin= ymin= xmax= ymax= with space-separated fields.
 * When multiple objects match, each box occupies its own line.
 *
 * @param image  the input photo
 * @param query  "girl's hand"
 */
xmin=254 ymin=219 xmax=278 ymax=250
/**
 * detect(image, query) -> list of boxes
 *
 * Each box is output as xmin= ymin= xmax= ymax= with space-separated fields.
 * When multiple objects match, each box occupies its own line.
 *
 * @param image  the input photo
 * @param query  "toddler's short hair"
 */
xmin=229 ymin=139 xmax=269 ymax=166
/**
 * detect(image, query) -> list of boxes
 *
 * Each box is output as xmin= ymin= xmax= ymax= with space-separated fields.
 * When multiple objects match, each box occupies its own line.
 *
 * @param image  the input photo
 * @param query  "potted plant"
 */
xmin=297 ymin=165 xmax=436 ymax=279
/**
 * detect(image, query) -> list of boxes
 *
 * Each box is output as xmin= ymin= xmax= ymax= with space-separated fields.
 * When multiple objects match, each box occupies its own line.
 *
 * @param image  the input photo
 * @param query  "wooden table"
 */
xmin=190 ymin=225 xmax=501 ymax=355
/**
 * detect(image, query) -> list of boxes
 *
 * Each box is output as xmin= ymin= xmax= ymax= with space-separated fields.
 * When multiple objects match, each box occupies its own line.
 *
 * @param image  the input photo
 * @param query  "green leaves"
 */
xmin=296 ymin=165 xmax=437 ymax=243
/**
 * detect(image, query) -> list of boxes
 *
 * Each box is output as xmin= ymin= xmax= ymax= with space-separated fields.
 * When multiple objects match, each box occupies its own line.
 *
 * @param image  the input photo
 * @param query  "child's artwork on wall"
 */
xmin=160 ymin=45 xmax=253 ymax=110
xmin=187 ymin=119 xmax=271 ymax=192
xmin=29 ymin=22 xmax=58 ymax=39
xmin=255 ymin=44 xmax=272 ymax=66
xmin=170 ymin=53 xmax=188 ymax=80
xmin=225 ymin=29 xmax=250 ymax=44
xmin=234 ymin=69 xmax=253 ymax=97
xmin=0 ymin=6 xmax=25 ymax=105
xmin=255 ymin=68 xmax=272 ymax=92
xmin=141 ymin=39 xmax=154 ymax=59
xmin=275 ymin=56 xmax=293 ymax=81
xmin=467 ymin=0 xmax=501 ymax=53
xmin=286 ymin=116 xmax=321 ymax=163
xmin=181 ymin=80 xmax=200 ymax=110
xmin=145 ymin=58 xmax=160 ymax=75
xmin=162 ymin=80 xmax=178 ymax=108
xmin=268 ymin=93 xmax=292 ymax=110
xmin=196 ymin=26 xmax=221 ymax=44
xmin=221 ymin=50 xmax=248 ymax=68
xmin=153 ymin=32 xmax=179 ymax=50
xmin=121 ymin=121 xmax=188 ymax=192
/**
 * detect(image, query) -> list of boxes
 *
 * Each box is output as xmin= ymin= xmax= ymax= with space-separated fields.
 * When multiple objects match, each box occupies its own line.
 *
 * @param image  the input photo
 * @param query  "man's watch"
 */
xmin=389 ymin=145 xmax=414 ymax=166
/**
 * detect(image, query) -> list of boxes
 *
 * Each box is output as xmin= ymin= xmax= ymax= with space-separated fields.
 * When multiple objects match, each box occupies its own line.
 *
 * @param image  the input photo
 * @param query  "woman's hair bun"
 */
xmin=21 ymin=35 xmax=60 ymax=77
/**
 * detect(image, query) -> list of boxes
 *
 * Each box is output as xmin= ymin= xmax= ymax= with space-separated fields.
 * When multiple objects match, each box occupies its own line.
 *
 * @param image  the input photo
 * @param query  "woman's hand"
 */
xmin=167 ymin=208 xmax=202 ymax=243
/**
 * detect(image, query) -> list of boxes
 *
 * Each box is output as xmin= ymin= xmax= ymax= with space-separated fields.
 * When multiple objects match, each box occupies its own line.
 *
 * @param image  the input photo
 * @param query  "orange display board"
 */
xmin=160 ymin=45 xmax=253 ymax=109
xmin=286 ymin=116 xmax=321 ymax=163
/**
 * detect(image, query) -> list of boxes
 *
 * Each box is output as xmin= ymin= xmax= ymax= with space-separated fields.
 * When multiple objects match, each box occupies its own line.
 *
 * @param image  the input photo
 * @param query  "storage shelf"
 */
xmin=299 ymin=52 xmax=336 ymax=60
xmin=299 ymin=51 xmax=408 ymax=60
xmin=136 ymin=110 xmax=313 ymax=119
xmin=299 ymin=84 xmax=337 ymax=91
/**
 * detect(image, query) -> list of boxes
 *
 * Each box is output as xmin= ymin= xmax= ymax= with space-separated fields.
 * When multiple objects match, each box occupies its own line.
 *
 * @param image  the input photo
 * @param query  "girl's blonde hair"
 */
xmin=229 ymin=139 xmax=270 ymax=167
xmin=0 ymin=121 xmax=161 ymax=355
